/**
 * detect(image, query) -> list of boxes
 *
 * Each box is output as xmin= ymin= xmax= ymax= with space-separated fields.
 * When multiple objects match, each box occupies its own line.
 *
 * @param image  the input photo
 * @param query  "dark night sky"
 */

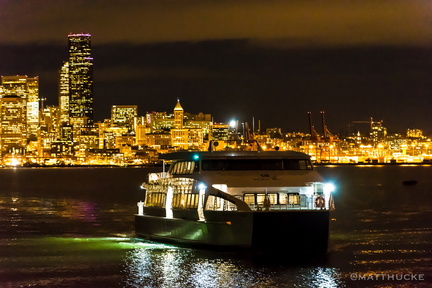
xmin=1 ymin=0 xmax=432 ymax=134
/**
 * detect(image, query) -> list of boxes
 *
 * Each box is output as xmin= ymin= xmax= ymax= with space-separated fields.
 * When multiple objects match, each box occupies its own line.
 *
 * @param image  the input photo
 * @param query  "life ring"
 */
xmin=315 ymin=196 xmax=325 ymax=209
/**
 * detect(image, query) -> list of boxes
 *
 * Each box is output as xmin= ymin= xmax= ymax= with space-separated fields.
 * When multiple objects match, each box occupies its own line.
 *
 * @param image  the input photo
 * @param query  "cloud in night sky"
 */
xmin=1 ymin=0 xmax=432 ymax=134
xmin=1 ymin=0 xmax=431 ymax=46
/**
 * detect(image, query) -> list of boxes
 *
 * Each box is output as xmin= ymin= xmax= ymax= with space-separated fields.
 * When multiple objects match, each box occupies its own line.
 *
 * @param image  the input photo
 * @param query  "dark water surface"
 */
xmin=0 ymin=166 xmax=431 ymax=287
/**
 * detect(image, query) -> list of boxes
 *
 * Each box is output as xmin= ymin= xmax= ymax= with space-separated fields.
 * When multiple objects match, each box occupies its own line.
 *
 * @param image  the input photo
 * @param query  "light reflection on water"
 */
xmin=1 ymin=167 xmax=432 ymax=287
xmin=1 ymin=234 xmax=344 ymax=288
xmin=122 ymin=244 xmax=342 ymax=288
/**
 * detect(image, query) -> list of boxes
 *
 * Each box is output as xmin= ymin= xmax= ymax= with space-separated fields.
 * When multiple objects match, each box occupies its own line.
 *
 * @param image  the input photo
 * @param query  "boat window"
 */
xmin=282 ymin=159 xmax=313 ymax=170
xmin=243 ymin=193 xmax=278 ymax=205
xmin=170 ymin=161 xmax=196 ymax=175
xmin=279 ymin=194 xmax=288 ymax=205
xmin=201 ymin=159 xmax=312 ymax=171
xmin=243 ymin=194 xmax=256 ymax=205
xmin=257 ymin=193 xmax=278 ymax=205
xmin=205 ymin=195 xmax=237 ymax=211
xmin=145 ymin=192 xmax=166 ymax=207
xmin=172 ymin=193 xmax=199 ymax=209
xmin=287 ymin=193 xmax=301 ymax=206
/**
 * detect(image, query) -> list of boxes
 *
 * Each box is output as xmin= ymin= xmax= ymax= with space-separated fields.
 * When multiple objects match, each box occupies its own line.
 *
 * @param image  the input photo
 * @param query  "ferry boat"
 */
xmin=135 ymin=149 xmax=335 ymax=254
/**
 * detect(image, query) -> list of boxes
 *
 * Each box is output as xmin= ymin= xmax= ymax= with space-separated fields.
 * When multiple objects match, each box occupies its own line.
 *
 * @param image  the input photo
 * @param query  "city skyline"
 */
xmin=1 ymin=1 xmax=432 ymax=133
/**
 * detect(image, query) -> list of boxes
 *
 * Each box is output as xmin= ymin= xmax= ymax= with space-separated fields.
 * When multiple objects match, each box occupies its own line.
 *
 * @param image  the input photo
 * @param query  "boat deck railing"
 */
xmin=205 ymin=194 xmax=333 ymax=212
xmin=246 ymin=203 xmax=329 ymax=211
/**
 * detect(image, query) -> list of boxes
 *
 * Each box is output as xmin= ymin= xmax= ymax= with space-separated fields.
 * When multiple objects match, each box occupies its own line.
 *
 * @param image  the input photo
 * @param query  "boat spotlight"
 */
xmin=198 ymin=183 xmax=207 ymax=190
xmin=324 ymin=183 xmax=336 ymax=196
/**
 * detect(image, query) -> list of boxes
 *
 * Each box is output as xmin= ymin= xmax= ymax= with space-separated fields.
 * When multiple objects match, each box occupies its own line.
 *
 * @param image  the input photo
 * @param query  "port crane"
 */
xmin=307 ymin=111 xmax=337 ymax=142
xmin=307 ymin=111 xmax=339 ymax=163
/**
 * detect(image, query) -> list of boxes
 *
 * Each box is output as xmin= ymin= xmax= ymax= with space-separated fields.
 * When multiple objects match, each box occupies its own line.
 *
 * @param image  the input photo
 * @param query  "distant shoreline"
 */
xmin=0 ymin=164 xmax=152 ymax=169
xmin=314 ymin=162 xmax=432 ymax=166
xmin=2 ymin=162 xmax=431 ymax=168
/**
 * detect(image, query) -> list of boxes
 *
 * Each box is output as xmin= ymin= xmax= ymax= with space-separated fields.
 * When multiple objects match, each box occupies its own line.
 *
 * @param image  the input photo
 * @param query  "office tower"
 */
xmin=371 ymin=120 xmax=387 ymax=142
xmin=173 ymin=99 xmax=184 ymax=129
xmin=1 ymin=75 xmax=39 ymax=136
xmin=146 ymin=111 xmax=173 ymax=131
xmin=0 ymin=95 xmax=27 ymax=154
xmin=171 ymin=99 xmax=189 ymax=149
xmin=59 ymin=61 xmax=70 ymax=125
xmin=67 ymin=33 xmax=93 ymax=125
xmin=210 ymin=123 xmax=230 ymax=141
xmin=111 ymin=105 xmax=138 ymax=129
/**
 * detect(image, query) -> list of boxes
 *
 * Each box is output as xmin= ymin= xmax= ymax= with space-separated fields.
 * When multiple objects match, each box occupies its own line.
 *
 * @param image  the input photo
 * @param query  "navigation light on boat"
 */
xmin=324 ymin=183 xmax=336 ymax=196
xmin=193 ymin=154 xmax=200 ymax=160
xmin=198 ymin=183 xmax=207 ymax=190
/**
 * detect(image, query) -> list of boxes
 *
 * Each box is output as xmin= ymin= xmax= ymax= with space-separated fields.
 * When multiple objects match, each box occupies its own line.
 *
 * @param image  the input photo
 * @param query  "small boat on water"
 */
xmin=135 ymin=146 xmax=335 ymax=254
xmin=402 ymin=180 xmax=418 ymax=186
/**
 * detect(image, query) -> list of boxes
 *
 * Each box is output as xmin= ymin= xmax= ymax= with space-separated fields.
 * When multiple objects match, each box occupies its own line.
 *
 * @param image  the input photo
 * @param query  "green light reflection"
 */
xmin=2 ymin=236 xmax=344 ymax=287
xmin=37 ymin=236 xmax=173 ymax=250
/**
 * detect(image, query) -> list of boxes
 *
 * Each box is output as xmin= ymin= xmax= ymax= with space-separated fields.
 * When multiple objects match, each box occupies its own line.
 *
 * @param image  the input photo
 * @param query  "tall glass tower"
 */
xmin=67 ymin=33 xmax=94 ymax=125
xmin=1 ymin=75 xmax=39 ymax=136
xmin=58 ymin=61 xmax=70 ymax=125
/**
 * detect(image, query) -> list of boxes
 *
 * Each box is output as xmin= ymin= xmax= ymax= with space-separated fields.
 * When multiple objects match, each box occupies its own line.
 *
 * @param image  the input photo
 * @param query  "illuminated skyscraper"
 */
xmin=67 ymin=33 xmax=94 ymax=125
xmin=1 ymin=75 xmax=39 ymax=136
xmin=171 ymin=99 xmax=190 ymax=149
xmin=0 ymin=95 xmax=27 ymax=155
xmin=58 ymin=61 xmax=70 ymax=124
xmin=173 ymin=98 xmax=184 ymax=129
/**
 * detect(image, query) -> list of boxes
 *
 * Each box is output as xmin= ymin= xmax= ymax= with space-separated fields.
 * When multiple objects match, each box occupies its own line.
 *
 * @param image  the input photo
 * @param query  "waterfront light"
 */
xmin=10 ymin=158 xmax=20 ymax=167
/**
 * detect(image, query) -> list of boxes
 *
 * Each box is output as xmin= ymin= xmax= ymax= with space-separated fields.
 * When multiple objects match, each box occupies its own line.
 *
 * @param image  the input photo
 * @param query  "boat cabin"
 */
xmin=140 ymin=151 xmax=334 ymax=220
